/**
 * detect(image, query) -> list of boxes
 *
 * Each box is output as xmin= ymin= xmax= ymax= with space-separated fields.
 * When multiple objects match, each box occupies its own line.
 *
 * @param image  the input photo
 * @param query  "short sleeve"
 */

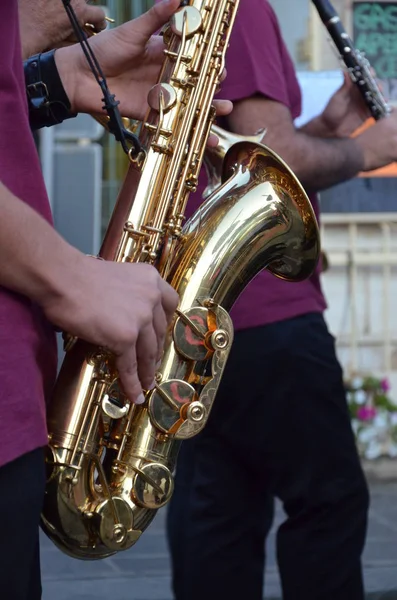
xmin=217 ymin=0 xmax=294 ymax=111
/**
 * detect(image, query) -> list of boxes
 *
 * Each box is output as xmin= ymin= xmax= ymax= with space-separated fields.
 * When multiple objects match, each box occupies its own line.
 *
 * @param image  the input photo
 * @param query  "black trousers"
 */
xmin=167 ymin=313 xmax=369 ymax=600
xmin=0 ymin=447 xmax=45 ymax=600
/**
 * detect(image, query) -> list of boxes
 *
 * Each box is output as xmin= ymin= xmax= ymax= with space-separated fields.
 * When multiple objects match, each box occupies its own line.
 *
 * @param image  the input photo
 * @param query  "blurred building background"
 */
xmin=41 ymin=0 xmax=397 ymax=409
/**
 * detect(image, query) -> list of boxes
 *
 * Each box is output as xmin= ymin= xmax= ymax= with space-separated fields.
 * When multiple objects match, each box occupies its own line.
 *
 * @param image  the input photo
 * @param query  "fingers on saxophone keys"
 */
xmin=215 ymin=68 xmax=228 ymax=94
xmin=83 ymin=5 xmax=107 ymax=32
xmin=159 ymin=278 xmax=179 ymax=325
xmin=213 ymin=99 xmax=233 ymax=117
xmin=153 ymin=303 xmax=168 ymax=365
xmin=207 ymin=133 xmax=220 ymax=148
xmin=119 ymin=289 xmax=176 ymax=404
xmin=136 ymin=323 xmax=158 ymax=394
xmin=219 ymin=68 xmax=228 ymax=83
xmin=115 ymin=348 xmax=146 ymax=405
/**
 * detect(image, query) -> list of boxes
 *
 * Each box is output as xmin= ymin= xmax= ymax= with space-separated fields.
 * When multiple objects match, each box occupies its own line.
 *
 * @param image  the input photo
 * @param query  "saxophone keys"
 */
xmin=175 ymin=397 xmax=211 ymax=440
xmin=147 ymin=83 xmax=176 ymax=113
xmin=132 ymin=463 xmax=174 ymax=509
xmin=147 ymin=378 xmax=210 ymax=439
xmin=95 ymin=497 xmax=142 ymax=551
xmin=185 ymin=401 xmax=206 ymax=424
xmin=101 ymin=393 xmax=130 ymax=420
xmin=144 ymin=122 xmax=172 ymax=139
xmin=170 ymin=6 xmax=202 ymax=38
xmin=148 ymin=379 xmax=197 ymax=433
xmin=173 ymin=306 xmax=212 ymax=361
xmin=210 ymin=329 xmax=230 ymax=351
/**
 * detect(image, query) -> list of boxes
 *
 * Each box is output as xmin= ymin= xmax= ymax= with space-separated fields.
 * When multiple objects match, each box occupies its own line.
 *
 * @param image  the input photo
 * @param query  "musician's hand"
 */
xmin=43 ymin=258 xmax=179 ymax=404
xmin=18 ymin=0 xmax=106 ymax=60
xmin=54 ymin=0 xmax=232 ymax=123
xmin=355 ymin=108 xmax=397 ymax=171
xmin=318 ymin=73 xmax=371 ymax=138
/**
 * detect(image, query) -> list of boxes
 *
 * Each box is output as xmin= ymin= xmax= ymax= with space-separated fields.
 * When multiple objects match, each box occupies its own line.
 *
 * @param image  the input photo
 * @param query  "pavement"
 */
xmin=41 ymin=480 xmax=397 ymax=600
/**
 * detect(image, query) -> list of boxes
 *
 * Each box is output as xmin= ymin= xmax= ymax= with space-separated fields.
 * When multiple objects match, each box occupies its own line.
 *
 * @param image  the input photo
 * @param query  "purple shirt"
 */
xmin=0 ymin=0 xmax=57 ymax=467
xmin=171 ymin=0 xmax=327 ymax=330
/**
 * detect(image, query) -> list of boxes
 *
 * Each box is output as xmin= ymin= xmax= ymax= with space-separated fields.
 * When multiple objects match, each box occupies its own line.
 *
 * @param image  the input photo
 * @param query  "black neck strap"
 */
xmin=61 ymin=0 xmax=142 ymax=157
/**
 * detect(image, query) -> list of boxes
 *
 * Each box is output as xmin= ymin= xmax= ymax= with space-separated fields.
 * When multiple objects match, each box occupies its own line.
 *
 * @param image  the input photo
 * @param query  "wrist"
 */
xmin=20 ymin=24 xmax=46 ymax=61
xmin=30 ymin=238 xmax=83 ymax=311
xmin=54 ymin=46 xmax=79 ymax=114
xmin=349 ymin=136 xmax=367 ymax=172
xmin=38 ymin=251 xmax=101 ymax=334
xmin=21 ymin=36 xmax=36 ymax=62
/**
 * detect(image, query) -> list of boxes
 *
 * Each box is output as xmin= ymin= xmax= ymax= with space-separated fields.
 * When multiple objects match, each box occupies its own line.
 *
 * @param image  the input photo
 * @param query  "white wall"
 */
xmin=268 ymin=0 xmax=311 ymax=70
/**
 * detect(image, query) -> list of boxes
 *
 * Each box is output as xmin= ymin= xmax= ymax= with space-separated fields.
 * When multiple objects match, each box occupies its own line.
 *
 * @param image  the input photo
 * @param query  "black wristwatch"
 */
xmin=24 ymin=50 xmax=77 ymax=130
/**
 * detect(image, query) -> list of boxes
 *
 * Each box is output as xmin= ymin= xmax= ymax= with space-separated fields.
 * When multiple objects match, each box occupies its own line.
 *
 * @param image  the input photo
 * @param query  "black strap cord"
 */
xmin=61 ymin=0 xmax=142 ymax=156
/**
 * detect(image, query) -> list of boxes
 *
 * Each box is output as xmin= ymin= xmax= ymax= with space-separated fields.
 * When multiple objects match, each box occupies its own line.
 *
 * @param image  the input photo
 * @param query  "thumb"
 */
xmin=133 ymin=0 xmax=181 ymax=39
xmin=341 ymin=71 xmax=354 ymax=92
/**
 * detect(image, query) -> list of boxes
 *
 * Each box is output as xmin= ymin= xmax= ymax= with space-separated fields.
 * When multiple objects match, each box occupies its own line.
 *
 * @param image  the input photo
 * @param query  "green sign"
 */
xmin=353 ymin=1 xmax=397 ymax=99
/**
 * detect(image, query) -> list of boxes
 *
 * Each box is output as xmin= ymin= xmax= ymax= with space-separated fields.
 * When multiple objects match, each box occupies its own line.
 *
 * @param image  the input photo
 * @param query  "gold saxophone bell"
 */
xmin=183 ymin=134 xmax=319 ymax=285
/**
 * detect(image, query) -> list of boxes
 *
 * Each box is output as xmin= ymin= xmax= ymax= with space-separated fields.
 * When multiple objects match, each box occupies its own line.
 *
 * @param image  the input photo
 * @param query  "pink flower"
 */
xmin=380 ymin=378 xmax=391 ymax=392
xmin=357 ymin=406 xmax=377 ymax=421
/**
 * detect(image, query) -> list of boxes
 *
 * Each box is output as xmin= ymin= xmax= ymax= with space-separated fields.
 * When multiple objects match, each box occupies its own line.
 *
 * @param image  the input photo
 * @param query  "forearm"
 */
xmin=0 ymin=181 xmax=81 ymax=308
xmin=21 ymin=36 xmax=39 ymax=61
xmin=18 ymin=0 xmax=107 ymax=60
xmin=226 ymin=98 xmax=365 ymax=194
xmin=20 ymin=25 xmax=46 ymax=60
xmin=266 ymin=129 xmax=364 ymax=193
xmin=298 ymin=115 xmax=334 ymax=139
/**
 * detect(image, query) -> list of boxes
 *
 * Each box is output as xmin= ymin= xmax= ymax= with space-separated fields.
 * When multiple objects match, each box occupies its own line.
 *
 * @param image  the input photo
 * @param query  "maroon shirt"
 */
xmin=0 ymin=0 xmax=57 ymax=467
xmin=165 ymin=0 xmax=327 ymax=330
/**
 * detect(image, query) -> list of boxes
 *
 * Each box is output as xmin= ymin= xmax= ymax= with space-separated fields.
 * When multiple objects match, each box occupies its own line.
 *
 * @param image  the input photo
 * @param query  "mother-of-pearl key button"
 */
xmin=148 ymin=83 xmax=177 ymax=112
xmin=170 ymin=6 xmax=202 ymax=38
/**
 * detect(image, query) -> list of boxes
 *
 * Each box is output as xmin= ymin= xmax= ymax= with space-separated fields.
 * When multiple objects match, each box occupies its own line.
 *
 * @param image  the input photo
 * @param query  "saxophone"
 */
xmin=202 ymin=123 xmax=265 ymax=198
xmin=312 ymin=0 xmax=390 ymax=121
xmin=41 ymin=0 xmax=320 ymax=560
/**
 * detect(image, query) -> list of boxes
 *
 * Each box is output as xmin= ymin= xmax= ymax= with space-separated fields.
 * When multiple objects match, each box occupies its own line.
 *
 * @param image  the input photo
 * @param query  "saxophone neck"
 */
xmin=209 ymin=123 xmax=265 ymax=155
xmin=203 ymin=124 xmax=265 ymax=198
